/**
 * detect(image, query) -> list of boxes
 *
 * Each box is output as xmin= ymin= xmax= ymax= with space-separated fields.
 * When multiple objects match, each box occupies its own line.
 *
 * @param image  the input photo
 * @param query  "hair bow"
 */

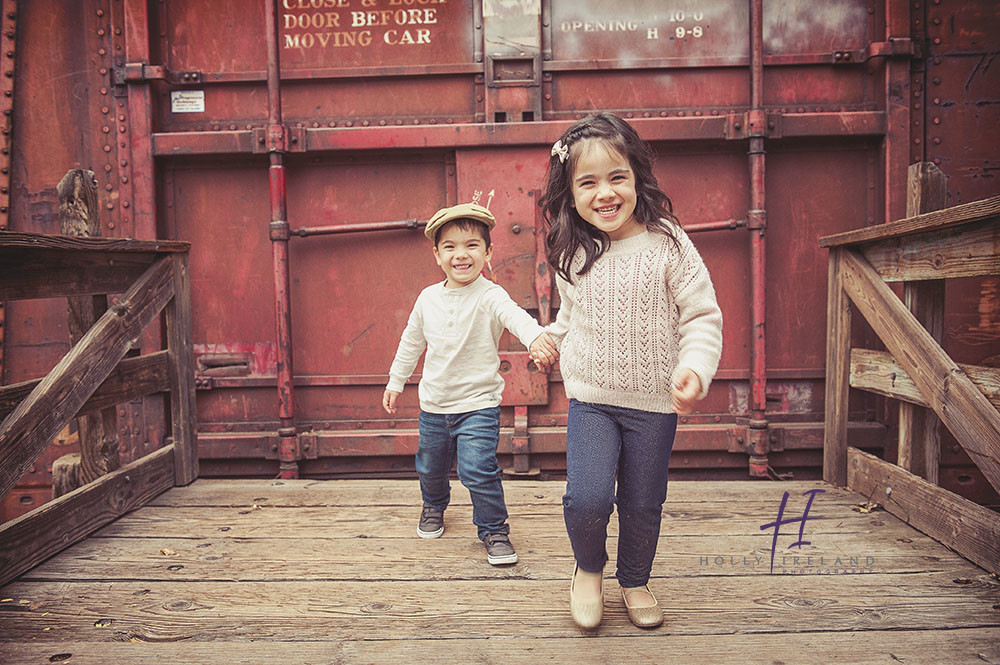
xmin=551 ymin=139 xmax=569 ymax=163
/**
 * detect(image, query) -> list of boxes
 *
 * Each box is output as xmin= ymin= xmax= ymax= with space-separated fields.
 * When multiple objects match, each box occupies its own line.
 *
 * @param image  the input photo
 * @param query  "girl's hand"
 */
xmin=671 ymin=369 xmax=702 ymax=415
xmin=382 ymin=389 xmax=400 ymax=414
xmin=529 ymin=332 xmax=559 ymax=372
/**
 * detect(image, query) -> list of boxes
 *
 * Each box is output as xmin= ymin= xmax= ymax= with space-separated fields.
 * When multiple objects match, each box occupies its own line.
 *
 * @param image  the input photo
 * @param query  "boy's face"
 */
xmin=433 ymin=222 xmax=493 ymax=288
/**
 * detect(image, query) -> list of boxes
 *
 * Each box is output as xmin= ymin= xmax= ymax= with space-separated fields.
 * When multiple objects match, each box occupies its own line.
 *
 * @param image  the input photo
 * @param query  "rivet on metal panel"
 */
xmin=362 ymin=120 xmax=370 ymax=126
xmin=914 ymin=138 xmax=921 ymax=144
xmin=934 ymin=138 xmax=941 ymax=144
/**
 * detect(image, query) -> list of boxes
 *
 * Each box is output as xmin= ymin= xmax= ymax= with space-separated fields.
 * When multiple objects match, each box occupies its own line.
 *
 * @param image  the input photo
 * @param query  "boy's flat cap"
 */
xmin=424 ymin=202 xmax=496 ymax=240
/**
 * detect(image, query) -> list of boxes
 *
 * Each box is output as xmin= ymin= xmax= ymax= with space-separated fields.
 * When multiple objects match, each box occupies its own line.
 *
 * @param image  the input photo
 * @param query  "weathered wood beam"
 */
xmin=840 ymin=248 xmax=1000 ymax=492
xmin=0 ymin=257 xmax=175 ymax=500
xmin=0 ymin=351 xmax=171 ymax=422
xmin=0 ymin=248 xmax=155 ymax=300
xmin=55 ymin=169 xmax=120 ymax=497
xmin=898 ymin=162 xmax=946 ymax=485
xmin=819 ymin=194 xmax=1000 ymax=248
xmin=861 ymin=218 xmax=1000 ymax=282
xmin=0 ymin=445 xmax=174 ymax=587
xmin=165 ymin=253 xmax=198 ymax=485
xmin=850 ymin=349 xmax=1000 ymax=410
xmin=0 ymin=230 xmax=189 ymax=252
xmin=823 ymin=248 xmax=852 ymax=487
xmin=848 ymin=447 xmax=1000 ymax=574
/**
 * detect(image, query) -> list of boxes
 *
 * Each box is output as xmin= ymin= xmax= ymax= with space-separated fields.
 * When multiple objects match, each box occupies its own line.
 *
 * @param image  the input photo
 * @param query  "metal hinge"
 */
xmin=114 ymin=63 xmax=203 ymax=86
xmin=832 ymin=38 xmax=916 ymax=65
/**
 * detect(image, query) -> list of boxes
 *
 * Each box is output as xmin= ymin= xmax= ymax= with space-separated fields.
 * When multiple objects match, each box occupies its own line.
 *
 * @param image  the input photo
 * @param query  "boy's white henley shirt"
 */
xmin=387 ymin=275 xmax=545 ymax=414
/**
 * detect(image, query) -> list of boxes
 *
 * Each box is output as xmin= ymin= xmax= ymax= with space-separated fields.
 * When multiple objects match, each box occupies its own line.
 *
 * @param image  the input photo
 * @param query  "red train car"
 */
xmin=2 ymin=0 xmax=998 ymax=521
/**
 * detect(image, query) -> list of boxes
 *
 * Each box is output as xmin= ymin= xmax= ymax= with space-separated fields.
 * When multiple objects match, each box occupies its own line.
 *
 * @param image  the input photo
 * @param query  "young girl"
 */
xmin=541 ymin=113 xmax=723 ymax=629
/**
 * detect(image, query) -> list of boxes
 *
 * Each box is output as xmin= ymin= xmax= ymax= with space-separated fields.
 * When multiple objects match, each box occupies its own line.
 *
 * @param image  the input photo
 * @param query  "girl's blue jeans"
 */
xmin=417 ymin=406 xmax=509 ymax=540
xmin=563 ymin=399 xmax=678 ymax=588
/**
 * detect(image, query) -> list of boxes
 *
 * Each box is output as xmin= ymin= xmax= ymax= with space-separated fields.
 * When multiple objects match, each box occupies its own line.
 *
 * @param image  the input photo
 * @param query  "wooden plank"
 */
xmin=90 ymin=500 xmax=922 ymax=541
xmin=850 ymin=349 xmax=1000 ymax=410
xmin=861 ymin=218 xmax=1000 ymax=281
xmin=0 ymin=351 xmax=171 ymax=422
xmin=818 ymin=194 xmax=1000 ymax=247
xmin=0 ymin=446 xmax=174 ymax=587
xmin=1 ymin=570 xmax=997 ymax=641
xmin=21 ymin=528 xmax=974 ymax=582
xmin=3 ymin=630 xmax=1000 ymax=665
xmin=824 ymin=248 xmax=852 ymax=486
xmin=165 ymin=253 xmax=197 ymax=485
xmin=839 ymin=248 xmax=1000 ymax=493
xmin=145 ymin=479 xmax=860 ymax=508
xmin=0 ymin=229 xmax=189 ymax=253
xmin=0 ymin=257 xmax=176 ymax=500
xmin=848 ymin=447 xmax=1000 ymax=574
xmin=0 ymin=247 xmax=156 ymax=300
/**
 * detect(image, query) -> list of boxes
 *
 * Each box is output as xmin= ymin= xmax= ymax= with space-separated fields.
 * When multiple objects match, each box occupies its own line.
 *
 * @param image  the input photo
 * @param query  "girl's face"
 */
xmin=570 ymin=139 xmax=642 ymax=241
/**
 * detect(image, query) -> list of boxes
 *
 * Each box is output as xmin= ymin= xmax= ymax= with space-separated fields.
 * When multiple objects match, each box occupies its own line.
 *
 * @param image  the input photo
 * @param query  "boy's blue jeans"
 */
xmin=563 ymin=399 xmax=678 ymax=588
xmin=417 ymin=406 xmax=509 ymax=540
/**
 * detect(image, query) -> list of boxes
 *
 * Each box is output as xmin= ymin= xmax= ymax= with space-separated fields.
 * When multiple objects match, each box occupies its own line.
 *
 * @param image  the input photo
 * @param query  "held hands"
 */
xmin=529 ymin=332 xmax=559 ymax=372
xmin=382 ymin=389 xmax=400 ymax=415
xmin=671 ymin=368 xmax=702 ymax=416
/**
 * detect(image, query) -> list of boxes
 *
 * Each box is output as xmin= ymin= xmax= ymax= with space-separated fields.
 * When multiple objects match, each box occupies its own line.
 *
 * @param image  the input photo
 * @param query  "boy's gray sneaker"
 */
xmin=484 ymin=532 xmax=518 ymax=565
xmin=417 ymin=505 xmax=444 ymax=538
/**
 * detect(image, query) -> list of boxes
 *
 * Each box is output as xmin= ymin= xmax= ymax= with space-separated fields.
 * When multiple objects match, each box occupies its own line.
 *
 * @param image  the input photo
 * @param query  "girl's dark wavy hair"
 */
xmin=539 ymin=112 xmax=679 ymax=283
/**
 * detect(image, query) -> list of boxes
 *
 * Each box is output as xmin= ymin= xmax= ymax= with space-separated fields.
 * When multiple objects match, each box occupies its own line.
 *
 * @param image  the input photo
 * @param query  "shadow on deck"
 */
xmin=1 ymin=479 xmax=999 ymax=664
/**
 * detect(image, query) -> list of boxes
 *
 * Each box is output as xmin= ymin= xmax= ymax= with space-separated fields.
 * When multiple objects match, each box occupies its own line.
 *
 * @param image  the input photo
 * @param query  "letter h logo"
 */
xmin=759 ymin=489 xmax=825 ymax=573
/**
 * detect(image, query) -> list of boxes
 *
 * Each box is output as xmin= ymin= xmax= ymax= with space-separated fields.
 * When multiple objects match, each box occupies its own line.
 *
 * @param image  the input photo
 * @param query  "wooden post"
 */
xmin=165 ymin=252 xmax=198 ymax=485
xmin=898 ymin=163 xmax=947 ymax=484
xmin=52 ymin=170 xmax=120 ymax=497
xmin=824 ymin=248 xmax=852 ymax=486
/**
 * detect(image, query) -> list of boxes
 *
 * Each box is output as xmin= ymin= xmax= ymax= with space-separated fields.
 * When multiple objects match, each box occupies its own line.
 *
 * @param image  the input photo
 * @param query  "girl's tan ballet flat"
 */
xmin=569 ymin=564 xmax=603 ymax=630
xmin=621 ymin=585 xmax=663 ymax=628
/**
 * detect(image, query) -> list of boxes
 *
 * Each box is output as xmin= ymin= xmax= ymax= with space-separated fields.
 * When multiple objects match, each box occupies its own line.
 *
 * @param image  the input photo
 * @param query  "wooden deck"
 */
xmin=1 ymin=479 xmax=998 ymax=664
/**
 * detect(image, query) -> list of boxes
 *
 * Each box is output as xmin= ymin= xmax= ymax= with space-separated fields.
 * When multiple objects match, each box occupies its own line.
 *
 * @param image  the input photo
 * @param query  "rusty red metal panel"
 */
xmin=6 ymin=0 xmax=1000 ymax=510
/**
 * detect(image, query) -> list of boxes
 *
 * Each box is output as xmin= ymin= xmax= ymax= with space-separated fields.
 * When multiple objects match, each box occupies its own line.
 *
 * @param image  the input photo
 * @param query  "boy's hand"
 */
xmin=671 ymin=368 xmax=702 ymax=416
xmin=529 ymin=332 xmax=559 ymax=372
xmin=382 ymin=389 xmax=400 ymax=414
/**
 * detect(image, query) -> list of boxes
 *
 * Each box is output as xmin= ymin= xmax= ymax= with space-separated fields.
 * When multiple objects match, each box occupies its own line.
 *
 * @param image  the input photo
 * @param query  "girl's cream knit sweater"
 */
xmin=546 ymin=228 xmax=723 ymax=414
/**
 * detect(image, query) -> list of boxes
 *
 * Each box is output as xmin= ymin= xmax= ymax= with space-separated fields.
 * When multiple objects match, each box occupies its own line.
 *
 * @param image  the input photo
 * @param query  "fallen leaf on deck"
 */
xmin=159 ymin=548 xmax=177 ymax=556
xmin=852 ymin=501 xmax=881 ymax=514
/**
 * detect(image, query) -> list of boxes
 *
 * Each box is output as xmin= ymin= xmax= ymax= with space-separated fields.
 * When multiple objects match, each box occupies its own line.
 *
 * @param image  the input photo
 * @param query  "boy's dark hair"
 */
xmin=434 ymin=218 xmax=492 ymax=247
xmin=539 ymin=112 xmax=679 ymax=283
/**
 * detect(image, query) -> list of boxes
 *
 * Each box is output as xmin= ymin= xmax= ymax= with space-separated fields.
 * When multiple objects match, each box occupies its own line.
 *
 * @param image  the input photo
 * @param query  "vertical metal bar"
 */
xmin=123 ymin=0 xmax=155 ymax=240
xmin=884 ymin=0 xmax=912 ymax=223
xmin=747 ymin=0 xmax=769 ymax=476
xmin=264 ymin=0 xmax=298 ymax=478
xmin=0 ymin=0 xmax=16 ymax=384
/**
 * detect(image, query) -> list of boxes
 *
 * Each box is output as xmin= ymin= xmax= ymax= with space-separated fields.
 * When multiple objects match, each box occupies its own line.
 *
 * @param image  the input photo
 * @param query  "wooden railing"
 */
xmin=821 ymin=164 xmax=1000 ymax=574
xmin=0 ymin=230 xmax=196 ymax=586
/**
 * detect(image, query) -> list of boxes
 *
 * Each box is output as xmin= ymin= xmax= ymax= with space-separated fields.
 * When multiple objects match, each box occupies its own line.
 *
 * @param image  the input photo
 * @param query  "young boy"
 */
xmin=382 ymin=202 xmax=557 ymax=565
